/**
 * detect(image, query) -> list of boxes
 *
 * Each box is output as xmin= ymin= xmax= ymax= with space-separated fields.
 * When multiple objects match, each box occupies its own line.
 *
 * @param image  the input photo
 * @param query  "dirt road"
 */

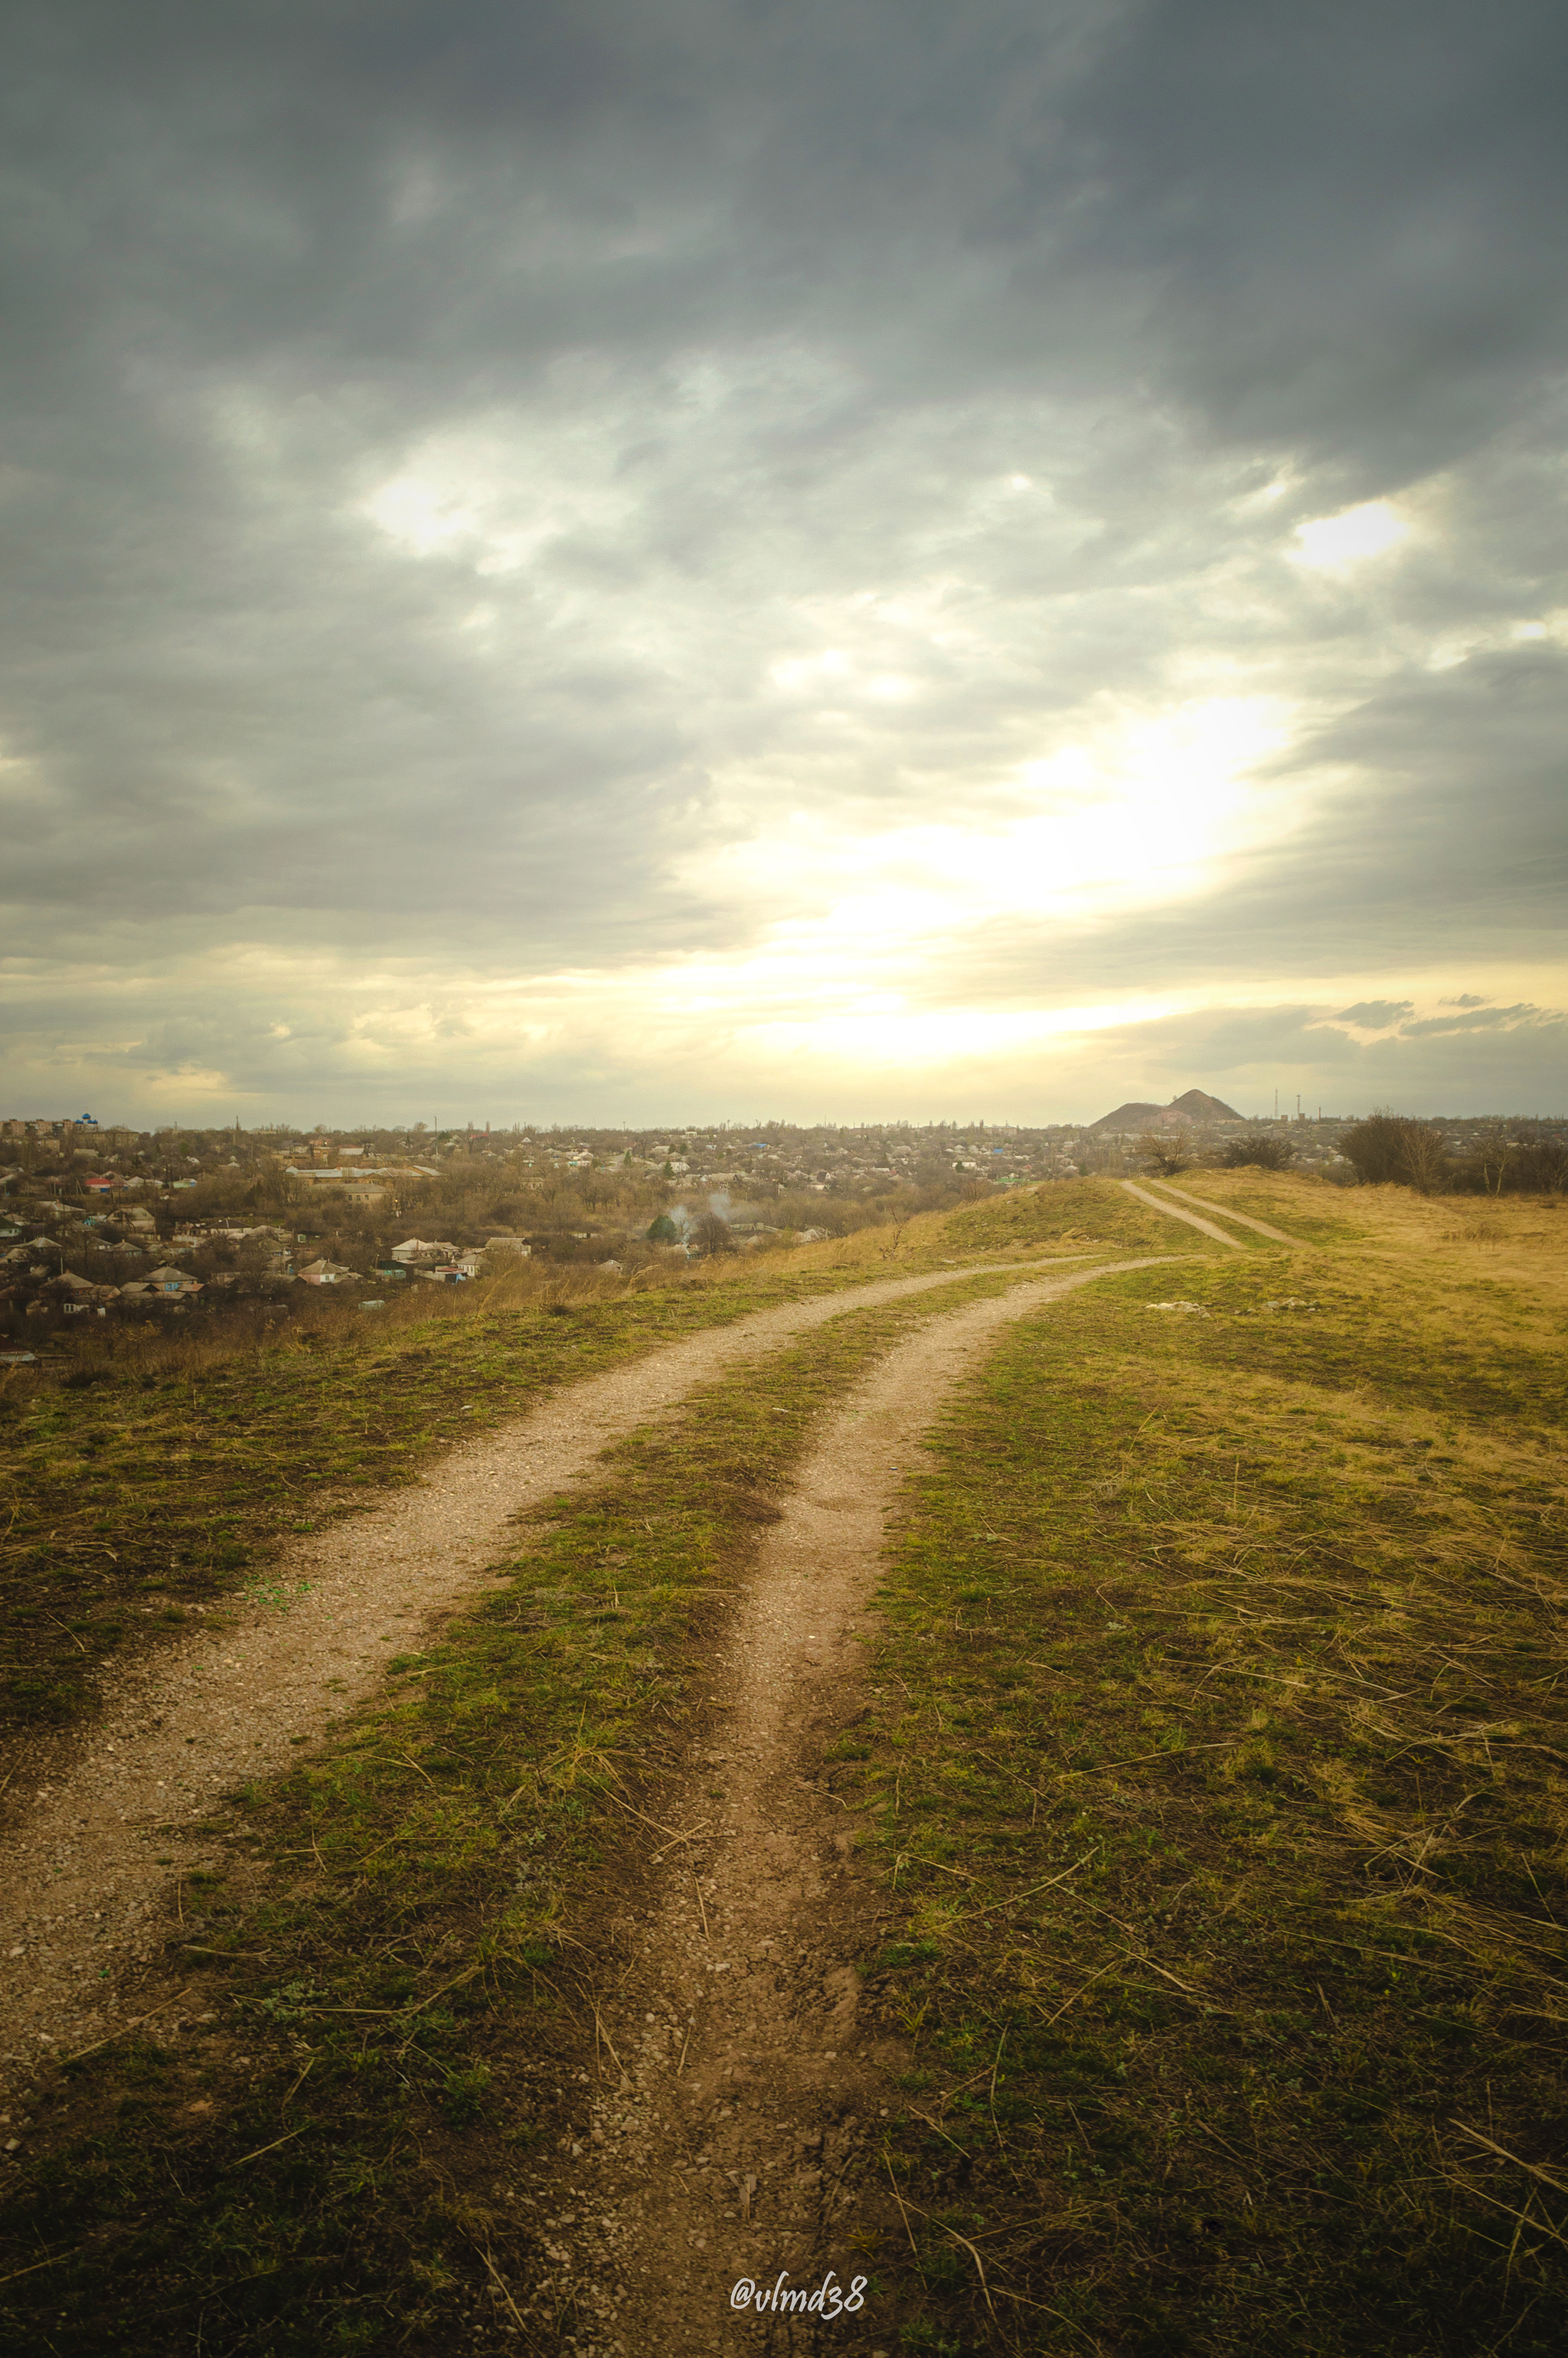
xmin=513 ymin=1257 xmax=1173 ymax=2355
xmin=0 ymin=1257 xmax=1098 ymax=2093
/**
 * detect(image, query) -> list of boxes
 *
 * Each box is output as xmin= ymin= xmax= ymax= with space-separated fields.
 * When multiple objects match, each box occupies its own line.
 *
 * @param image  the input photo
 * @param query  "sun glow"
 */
xmin=1289 ymin=500 xmax=1410 ymax=570
xmin=688 ymin=694 xmax=1296 ymax=942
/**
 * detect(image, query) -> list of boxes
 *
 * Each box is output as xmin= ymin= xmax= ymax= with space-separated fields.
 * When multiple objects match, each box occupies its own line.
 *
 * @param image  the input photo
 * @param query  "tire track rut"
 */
xmin=524 ymin=1259 xmax=1173 ymax=2356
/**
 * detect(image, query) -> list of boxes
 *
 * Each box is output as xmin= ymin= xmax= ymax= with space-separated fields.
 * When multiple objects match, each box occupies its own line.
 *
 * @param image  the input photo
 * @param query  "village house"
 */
xmin=134 ymin=1266 xmax=204 ymax=1299
xmin=51 ymin=1270 xmax=117 ymax=1312
xmin=284 ymin=1166 xmax=391 ymax=1205
xmin=149 ymin=1264 xmax=203 ymax=1296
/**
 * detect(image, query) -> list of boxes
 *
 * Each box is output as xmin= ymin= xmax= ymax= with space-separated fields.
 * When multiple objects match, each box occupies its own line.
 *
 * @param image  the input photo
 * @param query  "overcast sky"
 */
xmin=2 ymin=0 xmax=1564 ymax=1127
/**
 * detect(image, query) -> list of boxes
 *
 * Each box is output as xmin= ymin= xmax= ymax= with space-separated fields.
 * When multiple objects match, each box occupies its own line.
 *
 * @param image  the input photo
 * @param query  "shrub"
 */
xmin=1219 ymin=1135 xmax=1295 ymax=1171
xmin=1338 ymin=1113 xmax=1451 ymax=1194
xmin=1449 ymin=1138 xmax=1568 ymax=1197
xmin=691 ymin=1210 xmax=737 ymax=1256
xmin=1498 ymin=1140 xmax=1568 ymax=1194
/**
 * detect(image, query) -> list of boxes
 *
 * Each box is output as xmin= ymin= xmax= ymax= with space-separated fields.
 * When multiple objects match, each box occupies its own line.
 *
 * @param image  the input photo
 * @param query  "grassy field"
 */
xmin=0 ymin=1262 xmax=1050 ymax=2357
xmin=939 ymin=1179 xmax=1287 ymax=1259
xmin=0 ymin=1213 xmax=1065 ymax=1753
xmin=838 ymin=1178 xmax=1568 ymax=2353
xmin=8 ymin=1168 xmax=1562 ymax=2353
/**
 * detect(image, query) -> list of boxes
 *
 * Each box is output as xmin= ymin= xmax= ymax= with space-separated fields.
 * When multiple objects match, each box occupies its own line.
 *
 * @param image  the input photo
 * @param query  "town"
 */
xmin=4 ymin=1097 xmax=1565 ymax=1350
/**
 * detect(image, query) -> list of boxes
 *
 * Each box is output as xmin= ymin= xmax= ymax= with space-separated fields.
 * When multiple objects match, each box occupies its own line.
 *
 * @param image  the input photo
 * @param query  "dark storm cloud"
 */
xmin=1037 ymin=0 xmax=1568 ymax=479
xmin=15 ymin=2 xmax=1563 ymax=427
xmin=1 ymin=1 xmax=1566 ymax=1115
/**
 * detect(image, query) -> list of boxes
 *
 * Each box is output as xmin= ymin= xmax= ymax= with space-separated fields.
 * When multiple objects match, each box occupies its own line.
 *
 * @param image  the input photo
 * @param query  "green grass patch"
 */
xmin=945 ymin=1177 xmax=1198 ymax=1258
xmin=841 ymin=1246 xmax=1568 ymax=2353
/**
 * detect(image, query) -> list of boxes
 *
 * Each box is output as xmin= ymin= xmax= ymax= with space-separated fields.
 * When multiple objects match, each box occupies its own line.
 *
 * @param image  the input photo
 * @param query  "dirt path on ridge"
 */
xmin=0 ymin=1257 xmax=1106 ymax=2098
xmin=1142 ymin=1178 xmax=1304 ymax=1244
xmin=1119 ymin=1178 xmax=1243 ymax=1249
xmin=516 ymin=1258 xmax=1173 ymax=2357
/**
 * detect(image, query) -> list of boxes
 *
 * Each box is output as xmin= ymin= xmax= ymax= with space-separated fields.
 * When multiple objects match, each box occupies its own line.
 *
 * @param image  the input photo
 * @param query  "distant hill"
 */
xmin=1089 ymin=1100 xmax=1166 ymax=1133
xmin=1167 ymin=1088 xmax=1242 ymax=1122
xmin=1089 ymin=1088 xmax=1242 ymax=1133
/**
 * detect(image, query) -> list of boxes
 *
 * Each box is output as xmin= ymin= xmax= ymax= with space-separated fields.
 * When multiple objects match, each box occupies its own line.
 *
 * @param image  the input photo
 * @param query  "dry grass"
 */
xmin=838 ymin=1181 xmax=1568 ymax=2352
xmin=1178 ymin=1165 xmax=1568 ymax=1304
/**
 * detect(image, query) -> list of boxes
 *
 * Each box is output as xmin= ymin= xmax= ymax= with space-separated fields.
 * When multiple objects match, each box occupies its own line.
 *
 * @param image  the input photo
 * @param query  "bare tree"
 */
xmin=691 ymin=1210 xmax=737 ymax=1256
xmin=1139 ymin=1129 xmax=1192 ymax=1177
xmin=1396 ymin=1124 xmax=1451 ymax=1197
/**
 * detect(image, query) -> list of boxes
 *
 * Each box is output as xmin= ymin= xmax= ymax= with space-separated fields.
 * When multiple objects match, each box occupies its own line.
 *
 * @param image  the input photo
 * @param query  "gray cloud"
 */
xmin=1044 ymin=2 xmax=1568 ymax=479
xmin=1398 ymin=1002 xmax=1541 ymax=1037
xmin=1334 ymin=1004 xmax=1415 ymax=1030
xmin=1051 ymin=998 xmax=1568 ymax=1123
xmin=1 ymin=2 xmax=1565 ymax=1119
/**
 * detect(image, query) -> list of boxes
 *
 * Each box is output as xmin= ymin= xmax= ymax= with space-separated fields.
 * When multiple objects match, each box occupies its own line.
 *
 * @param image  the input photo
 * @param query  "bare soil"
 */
xmin=516 ymin=1259 xmax=1169 ymax=2356
xmin=0 ymin=1259 xmax=1090 ymax=2099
